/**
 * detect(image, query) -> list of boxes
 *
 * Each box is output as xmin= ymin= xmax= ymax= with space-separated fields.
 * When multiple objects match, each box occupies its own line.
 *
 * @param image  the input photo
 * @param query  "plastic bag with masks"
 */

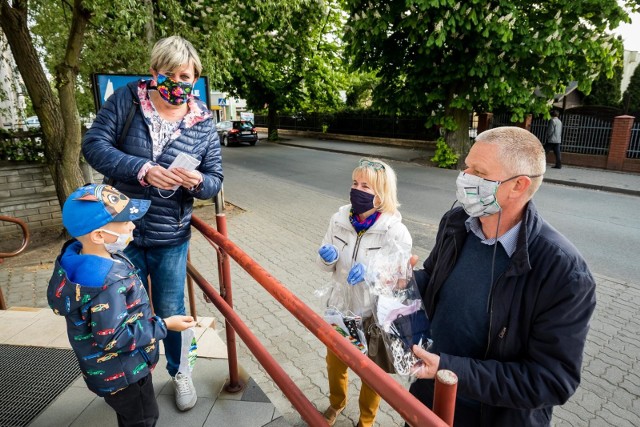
xmin=364 ymin=239 xmax=432 ymax=381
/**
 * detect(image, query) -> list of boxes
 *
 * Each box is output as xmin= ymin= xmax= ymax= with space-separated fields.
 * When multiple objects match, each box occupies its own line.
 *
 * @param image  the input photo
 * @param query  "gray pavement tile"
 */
xmin=241 ymin=377 xmax=271 ymax=403
xmin=69 ymin=396 xmax=117 ymax=427
xmin=203 ymin=399 xmax=276 ymax=427
xmin=263 ymin=416 xmax=291 ymax=427
xmin=29 ymin=386 xmax=98 ymax=427
xmin=156 ymin=394 xmax=215 ymax=427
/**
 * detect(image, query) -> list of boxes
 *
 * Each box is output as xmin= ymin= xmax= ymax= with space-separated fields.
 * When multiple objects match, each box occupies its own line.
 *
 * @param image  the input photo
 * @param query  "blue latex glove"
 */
xmin=347 ymin=263 xmax=366 ymax=285
xmin=318 ymin=244 xmax=338 ymax=263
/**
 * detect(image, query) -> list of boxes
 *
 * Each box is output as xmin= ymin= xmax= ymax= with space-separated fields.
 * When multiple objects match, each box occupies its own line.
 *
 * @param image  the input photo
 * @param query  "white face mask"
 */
xmin=456 ymin=172 xmax=539 ymax=217
xmin=98 ymin=229 xmax=133 ymax=253
xmin=455 ymin=172 xmax=505 ymax=217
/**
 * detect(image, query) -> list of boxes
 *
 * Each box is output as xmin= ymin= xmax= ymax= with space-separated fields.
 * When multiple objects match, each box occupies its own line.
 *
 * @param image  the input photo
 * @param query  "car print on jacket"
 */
xmin=47 ymin=239 xmax=169 ymax=397
xmin=104 ymin=371 xmax=126 ymax=382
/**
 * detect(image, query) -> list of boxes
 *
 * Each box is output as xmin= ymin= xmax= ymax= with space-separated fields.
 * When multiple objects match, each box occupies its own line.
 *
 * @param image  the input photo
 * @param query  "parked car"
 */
xmin=216 ymin=120 xmax=258 ymax=146
xmin=24 ymin=116 xmax=40 ymax=129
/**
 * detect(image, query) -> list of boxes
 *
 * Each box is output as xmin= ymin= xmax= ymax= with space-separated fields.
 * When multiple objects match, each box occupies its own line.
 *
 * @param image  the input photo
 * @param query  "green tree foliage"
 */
xmin=217 ymin=0 xmax=346 ymax=140
xmin=583 ymin=39 xmax=624 ymax=108
xmin=345 ymin=71 xmax=379 ymax=109
xmin=623 ymin=63 xmax=640 ymax=113
xmin=342 ymin=0 xmax=637 ymax=166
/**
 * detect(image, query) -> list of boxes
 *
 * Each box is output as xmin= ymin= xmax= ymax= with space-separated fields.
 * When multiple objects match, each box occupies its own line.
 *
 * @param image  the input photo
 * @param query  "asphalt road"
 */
xmin=221 ymin=141 xmax=640 ymax=286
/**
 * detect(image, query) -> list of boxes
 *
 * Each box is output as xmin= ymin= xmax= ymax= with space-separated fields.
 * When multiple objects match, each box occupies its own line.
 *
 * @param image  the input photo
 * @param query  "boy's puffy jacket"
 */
xmin=47 ymin=240 xmax=168 ymax=396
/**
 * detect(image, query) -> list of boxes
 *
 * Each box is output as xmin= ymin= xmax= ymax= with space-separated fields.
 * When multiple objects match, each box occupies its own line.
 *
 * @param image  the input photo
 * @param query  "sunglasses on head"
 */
xmin=359 ymin=158 xmax=385 ymax=170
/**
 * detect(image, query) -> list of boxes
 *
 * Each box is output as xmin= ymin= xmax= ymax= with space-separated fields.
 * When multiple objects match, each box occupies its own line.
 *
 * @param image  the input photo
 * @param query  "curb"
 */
xmin=543 ymin=178 xmax=640 ymax=197
xmin=272 ymin=140 xmax=429 ymax=164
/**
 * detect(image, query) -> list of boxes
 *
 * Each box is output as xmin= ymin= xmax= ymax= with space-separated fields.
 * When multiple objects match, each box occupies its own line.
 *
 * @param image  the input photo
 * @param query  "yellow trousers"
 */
xmin=326 ymin=349 xmax=381 ymax=427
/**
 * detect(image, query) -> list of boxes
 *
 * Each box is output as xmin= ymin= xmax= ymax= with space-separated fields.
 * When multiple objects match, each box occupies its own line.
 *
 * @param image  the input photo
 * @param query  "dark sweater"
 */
xmin=431 ymin=233 xmax=510 ymax=359
xmin=420 ymin=233 xmax=510 ymax=424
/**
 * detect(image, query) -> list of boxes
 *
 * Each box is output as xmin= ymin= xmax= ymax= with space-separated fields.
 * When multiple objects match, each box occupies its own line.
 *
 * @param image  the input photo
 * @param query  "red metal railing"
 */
xmin=0 ymin=215 xmax=31 ymax=310
xmin=185 ymin=197 xmax=457 ymax=426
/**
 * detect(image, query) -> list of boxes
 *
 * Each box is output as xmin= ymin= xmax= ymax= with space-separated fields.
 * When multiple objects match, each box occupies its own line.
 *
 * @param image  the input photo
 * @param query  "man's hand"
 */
xmin=144 ymin=165 xmax=183 ymax=190
xmin=410 ymin=254 xmax=419 ymax=268
xmin=397 ymin=255 xmax=420 ymax=289
xmin=411 ymin=344 xmax=440 ymax=379
xmin=163 ymin=315 xmax=197 ymax=332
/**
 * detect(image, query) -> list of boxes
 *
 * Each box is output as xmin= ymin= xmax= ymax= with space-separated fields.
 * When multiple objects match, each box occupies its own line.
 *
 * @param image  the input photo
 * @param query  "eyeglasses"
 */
xmin=359 ymin=158 xmax=385 ymax=170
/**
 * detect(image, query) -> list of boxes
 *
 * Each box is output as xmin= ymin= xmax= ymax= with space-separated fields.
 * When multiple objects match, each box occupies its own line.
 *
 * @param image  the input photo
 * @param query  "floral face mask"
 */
xmin=155 ymin=74 xmax=193 ymax=106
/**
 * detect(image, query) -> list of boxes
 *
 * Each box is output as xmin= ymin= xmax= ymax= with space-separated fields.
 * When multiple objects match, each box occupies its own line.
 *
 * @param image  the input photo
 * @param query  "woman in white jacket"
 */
xmin=317 ymin=158 xmax=412 ymax=427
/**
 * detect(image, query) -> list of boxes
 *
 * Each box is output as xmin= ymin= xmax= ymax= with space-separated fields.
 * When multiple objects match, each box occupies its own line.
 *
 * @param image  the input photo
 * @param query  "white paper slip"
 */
xmin=168 ymin=152 xmax=201 ymax=189
xmin=169 ymin=152 xmax=201 ymax=171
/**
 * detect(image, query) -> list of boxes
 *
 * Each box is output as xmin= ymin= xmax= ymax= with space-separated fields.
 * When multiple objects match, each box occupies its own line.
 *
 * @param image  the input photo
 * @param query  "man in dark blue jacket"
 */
xmin=409 ymin=126 xmax=596 ymax=426
xmin=82 ymin=36 xmax=223 ymax=412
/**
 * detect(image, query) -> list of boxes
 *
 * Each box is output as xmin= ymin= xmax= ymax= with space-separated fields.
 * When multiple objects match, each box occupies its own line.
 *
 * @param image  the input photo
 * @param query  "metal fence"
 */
xmin=254 ymin=113 xmax=439 ymax=141
xmin=629 ymin=122 xmax=640 ymax=159
xmin=492 ymin=112 xmax=612 ymax=156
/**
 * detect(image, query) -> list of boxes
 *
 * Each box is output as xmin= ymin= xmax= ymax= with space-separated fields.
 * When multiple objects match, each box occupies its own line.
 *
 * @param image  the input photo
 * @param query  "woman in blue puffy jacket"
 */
xmin=82 ymin=36 xmax=223 ymax=413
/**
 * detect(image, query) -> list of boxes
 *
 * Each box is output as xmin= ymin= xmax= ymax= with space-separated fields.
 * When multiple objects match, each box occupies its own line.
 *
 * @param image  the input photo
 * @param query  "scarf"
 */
xmin=349 ymin=209 xmax=380 ymax=236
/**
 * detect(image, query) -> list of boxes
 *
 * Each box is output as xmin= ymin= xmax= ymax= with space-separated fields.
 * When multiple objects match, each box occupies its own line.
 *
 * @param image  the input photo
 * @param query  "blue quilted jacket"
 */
xmin=47 ymin=240 xmax=168 ymax=396
xmin=82 ymin=80 xmax=223 ymax=247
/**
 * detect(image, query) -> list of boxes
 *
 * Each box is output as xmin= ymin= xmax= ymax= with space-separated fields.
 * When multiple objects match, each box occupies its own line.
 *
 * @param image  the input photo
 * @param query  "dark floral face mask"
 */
xmin=155 ymin=74 xmax=193 ymax=106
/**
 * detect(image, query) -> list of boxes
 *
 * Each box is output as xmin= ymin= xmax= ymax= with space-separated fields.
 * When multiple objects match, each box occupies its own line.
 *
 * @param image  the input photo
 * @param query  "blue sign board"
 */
xmin=91 ymin=73 xmax=210 ymax=112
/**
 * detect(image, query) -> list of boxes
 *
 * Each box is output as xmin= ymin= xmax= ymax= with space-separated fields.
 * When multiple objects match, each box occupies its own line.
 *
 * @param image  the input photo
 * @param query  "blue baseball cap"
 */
xmin=62 ymin=184 xmax=150 ymax=237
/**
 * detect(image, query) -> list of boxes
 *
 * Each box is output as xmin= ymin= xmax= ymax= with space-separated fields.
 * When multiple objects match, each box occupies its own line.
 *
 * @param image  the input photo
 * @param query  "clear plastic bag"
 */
xmin=323 ymin=307 xmax=368 ymax=354
xmin=315 ymin=280 xmax=370 ymax=354
xmin=365 ymin=239 xmax=432 ymax=381
xmin=315 ymin=278 xmax=372 ymax=318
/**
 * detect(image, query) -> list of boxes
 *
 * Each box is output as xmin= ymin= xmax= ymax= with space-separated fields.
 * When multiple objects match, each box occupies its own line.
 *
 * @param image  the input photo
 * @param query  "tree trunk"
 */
xmin=143 ymin=0 xmax=155 ymax=48
xmin=445 ymin=107 xmax=472 ymax=169
xmin=0 ymin=0 xmax=88 ymax=206
xmin=267 ymin=105 xmax=279 ymax=141
xmin=54 ymin=0 xmax=91 ymax=198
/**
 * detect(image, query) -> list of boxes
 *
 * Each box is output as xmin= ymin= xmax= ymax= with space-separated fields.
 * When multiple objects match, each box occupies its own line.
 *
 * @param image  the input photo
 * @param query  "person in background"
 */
xmin=82 ymin=36 xmax=223 ymax=412
xmin=47 ymin=184 xmax=196 ymax=427
xmin=317 ymin=158 xmax=412 ymax=427
xmin=545 ymin=109 xmax=563 ymax=169
xmin=408 ymin=127 xmax=595 ymax=426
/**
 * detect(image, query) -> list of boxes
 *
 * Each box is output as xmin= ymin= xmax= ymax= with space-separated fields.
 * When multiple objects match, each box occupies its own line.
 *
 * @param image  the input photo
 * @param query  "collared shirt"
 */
xmin=465 ymin=216 xmax=521 ymax=257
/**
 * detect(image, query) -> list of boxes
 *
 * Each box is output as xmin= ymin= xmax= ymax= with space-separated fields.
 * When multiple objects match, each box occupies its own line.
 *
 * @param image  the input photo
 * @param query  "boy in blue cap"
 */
xmin=47 ymin=183 xmax=196 ymax=427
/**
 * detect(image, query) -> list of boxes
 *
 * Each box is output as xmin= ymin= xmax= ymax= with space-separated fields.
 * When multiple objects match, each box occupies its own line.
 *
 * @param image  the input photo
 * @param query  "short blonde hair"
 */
xmin=352 ymin=158 xmax=400 ymax=214
xmin=475 ymin=126 xmax=546 ymax=197
xmin=150 ymin=36 xmax=202 ymax=79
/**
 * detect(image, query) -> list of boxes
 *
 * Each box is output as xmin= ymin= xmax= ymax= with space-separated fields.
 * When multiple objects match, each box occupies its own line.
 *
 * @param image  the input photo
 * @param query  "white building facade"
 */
xmin=0 ymin=34 xmax=26 ymax=130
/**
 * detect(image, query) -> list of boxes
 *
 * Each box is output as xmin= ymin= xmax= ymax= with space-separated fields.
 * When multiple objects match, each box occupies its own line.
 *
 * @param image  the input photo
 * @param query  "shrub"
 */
xmin=430 ymin=137 xmax=459 ymax=169
xmin=0 ymin=130 xmax=46 ymax=162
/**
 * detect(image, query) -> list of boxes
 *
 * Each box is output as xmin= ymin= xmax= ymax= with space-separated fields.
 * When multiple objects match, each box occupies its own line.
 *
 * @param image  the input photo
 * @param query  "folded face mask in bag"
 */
xmin=324 ymin=309 xmax=368 ymax=354
xmin=389 ymin=310 xmax=431 ymax=351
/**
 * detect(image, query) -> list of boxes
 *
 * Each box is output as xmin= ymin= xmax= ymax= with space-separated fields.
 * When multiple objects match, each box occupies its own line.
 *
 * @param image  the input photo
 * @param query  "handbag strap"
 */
xmin=106 ymin=99 xmax=139 ymax=186
xmin=117 ymin=100 xmax=139 ymax=149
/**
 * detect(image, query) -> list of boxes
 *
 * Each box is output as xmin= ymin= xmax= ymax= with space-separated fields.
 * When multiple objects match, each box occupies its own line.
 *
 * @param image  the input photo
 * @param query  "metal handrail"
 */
xmin=189 ymin=208 xmax=455 ymax=426
xmin=0 ymin=215 xmax=31 ymax=310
